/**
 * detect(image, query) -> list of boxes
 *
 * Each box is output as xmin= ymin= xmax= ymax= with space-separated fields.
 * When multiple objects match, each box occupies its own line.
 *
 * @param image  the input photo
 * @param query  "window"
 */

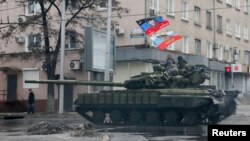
xmin=226 ymin=0 xmax=232 ymax=5
xmin=235 ymin=0 xmax=240 ymax=10
xmin=97 ymin=0 xmax=107 ymax=11
xmin=217 ymin=15 xmax=222 ymax=33
xmin=25 ymin=0 xmax=41 ymax=16
xmin=69 ymin=0 xmax=79 ymax=11
xmin=236 ymin=23 xmax=241 ymax=38
xmin=244 ymin=51 xmax=250 ymax=64
xmin=182 ymin=36 xmax=189 ymax=53
xmin=151 ymin=0 xmax=159 ymax=12
xmin=244 ymin=26 xmax=249 ymax=40
xmin=167 ymin=43 xmax=175 ymax=51
xmin=224 ymin=46 xmax=232 ymax=62
xmin=167 ymin=0 xmax=174 ymax=16
xmin=206 ymin=11 xmax=212 ymax=29
xmin=195 ymin=39 xmax=201 ymax=55
xmin=181 ymin=1 xmax=188 ymax=20
xmin=26 ymin=34 xmax=41 ymax=52
xmin=213 ymin=43 xmax=219 ymax=59
xmin=218 ymin=45 xmax=224 ymax=60
xmin=244 ymin=0 xmax=249 ymax=13
xmin=194 ymin=6 xmax=201 ymax=25
xmin=65 ymin=31 xmax=77 ymax=49
xmin=207 ymin=42 xmax=213 ymax=58
xmin=226 ymin=19 xmax=232 ymax=35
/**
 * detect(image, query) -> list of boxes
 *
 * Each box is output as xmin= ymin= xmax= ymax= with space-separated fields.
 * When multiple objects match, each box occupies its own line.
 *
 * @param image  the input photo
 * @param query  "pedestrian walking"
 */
xmin=27 ymin=89 xmax=35 ymax=114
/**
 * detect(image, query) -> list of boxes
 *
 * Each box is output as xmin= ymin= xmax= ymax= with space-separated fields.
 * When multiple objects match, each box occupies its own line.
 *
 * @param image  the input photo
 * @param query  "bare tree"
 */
xmin=0 ymin=0 xmax=128 ymax=113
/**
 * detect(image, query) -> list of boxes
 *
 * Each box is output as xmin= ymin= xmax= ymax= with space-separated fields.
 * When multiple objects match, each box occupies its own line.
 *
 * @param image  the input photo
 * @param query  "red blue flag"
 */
xmin=151 ymin=31 xmax=182 ymax=51
xmin=136 ymin=16 xmax=169 ymax=37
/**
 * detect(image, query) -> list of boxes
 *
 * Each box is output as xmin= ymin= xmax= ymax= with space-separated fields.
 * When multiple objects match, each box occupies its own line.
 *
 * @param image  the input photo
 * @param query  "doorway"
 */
xmin=7 ymin=74 xmax=17 ymax=101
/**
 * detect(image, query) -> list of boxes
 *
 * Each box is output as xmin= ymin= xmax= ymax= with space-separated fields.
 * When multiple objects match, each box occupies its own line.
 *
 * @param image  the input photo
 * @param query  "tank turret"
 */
xmin=123 ymin=56 xmax=210 ymax=89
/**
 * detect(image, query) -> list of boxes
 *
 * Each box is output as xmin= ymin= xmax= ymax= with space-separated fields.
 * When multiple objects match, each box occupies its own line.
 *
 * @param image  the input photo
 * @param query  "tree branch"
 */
xmin=66 ymin=0 xmax=96 ymax=27
xmin=48 ymin=0 xmax=61 ymax=16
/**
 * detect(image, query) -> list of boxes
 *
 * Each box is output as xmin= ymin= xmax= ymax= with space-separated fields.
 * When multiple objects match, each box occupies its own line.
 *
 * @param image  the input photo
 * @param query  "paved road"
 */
xmin=0 ymin=105 xmax=250 ymax=141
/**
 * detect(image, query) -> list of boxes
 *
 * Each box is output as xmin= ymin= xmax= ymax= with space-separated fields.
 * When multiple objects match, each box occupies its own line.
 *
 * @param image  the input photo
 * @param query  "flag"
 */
xmin=151 ymin=32 xmax=182 ymax=51
xmin=136 ymin=16 xmax=169 ymax=37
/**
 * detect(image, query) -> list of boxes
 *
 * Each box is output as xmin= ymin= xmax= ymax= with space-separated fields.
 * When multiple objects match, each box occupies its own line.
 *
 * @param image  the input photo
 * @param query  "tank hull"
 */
xmin=75 ymin=89 xmax=239 ymax=125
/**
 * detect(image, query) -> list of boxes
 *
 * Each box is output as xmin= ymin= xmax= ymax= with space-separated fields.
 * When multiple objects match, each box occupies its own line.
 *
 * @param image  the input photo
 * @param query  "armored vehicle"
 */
xmin=26 ymin=56 xmax=239 ymax=125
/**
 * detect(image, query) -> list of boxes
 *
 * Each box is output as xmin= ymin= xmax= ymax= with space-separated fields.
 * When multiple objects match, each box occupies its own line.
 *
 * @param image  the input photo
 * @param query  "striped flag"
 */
xmin=136 ymin=16 xmax=169 ymax=37
xmin=151 ymin=31 xmax=182 ymax=51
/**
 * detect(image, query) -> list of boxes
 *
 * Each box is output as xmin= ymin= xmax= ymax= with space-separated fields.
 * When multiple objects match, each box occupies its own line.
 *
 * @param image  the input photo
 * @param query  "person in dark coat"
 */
xmin=27 ymin=89 xmax=35 ymax=114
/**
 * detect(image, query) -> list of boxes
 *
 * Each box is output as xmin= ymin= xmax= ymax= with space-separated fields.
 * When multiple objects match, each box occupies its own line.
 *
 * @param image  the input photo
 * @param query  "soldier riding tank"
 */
xmin=26 ymin=56 xmax=240 ymax=125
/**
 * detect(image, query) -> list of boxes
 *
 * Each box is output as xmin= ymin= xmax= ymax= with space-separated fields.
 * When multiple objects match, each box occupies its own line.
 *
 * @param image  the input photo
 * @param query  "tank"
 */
xmin=25 ymin=56 xmax=240 ymax=125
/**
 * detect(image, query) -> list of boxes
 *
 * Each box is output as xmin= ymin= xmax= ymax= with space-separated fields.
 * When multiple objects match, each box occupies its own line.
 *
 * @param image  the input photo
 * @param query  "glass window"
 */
xmin=182 ymin=36 xmax=189 ymax=53
xmin=26 ymin=0 xmax=41 ymax=15
xmin=226 ymin=0 xmax=232 ymax=5
xmin=217 ymin=15 xmax=222 ymax=32
xmin=244 ymin=51 xmax=250 ymax=64
xmin=236 ymin=23 xmax=241 ymax=38
xmin=206 ymin=11 xmax=212 ymax=29
xmin=224 ymin=46 xmax=232 ymax=62
xmin=167 ymin=0 xmax=174 ymax=16
xmin=194 ymin=6 xmax=201 ymax=24
xmin=195 ymin=39 xmax=201 ymax=55
xmin=181 ymin=1 xmax=188 ymax=20
xmin=244 ymin=26 xmax=249 ymax=40
xmin=218 ymin=45 xmax=224 ymax=60
xmin=226 ymin=19 xmax=232 ymax=35
xmin=65 ymin=31 xmax=77 ymax=49
xmin=207 ymin=42 xmax=213 ymax=58
xmin=27 ymin=34 xmax=41 ymax=51
xmin=244 ymin=0 xmax=249 ymax=13
xmin=151 ymin=0 xmax=159 ymax=11
xmin=235 ymin=0 xmax=240 ymax=10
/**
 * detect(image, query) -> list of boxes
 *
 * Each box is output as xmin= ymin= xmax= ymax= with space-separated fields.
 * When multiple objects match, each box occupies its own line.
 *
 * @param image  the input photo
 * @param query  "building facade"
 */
xmin=0 ymin=0 xmax=249 ymax=112
xmin=113 ymin=0 xmax=250 ymax=95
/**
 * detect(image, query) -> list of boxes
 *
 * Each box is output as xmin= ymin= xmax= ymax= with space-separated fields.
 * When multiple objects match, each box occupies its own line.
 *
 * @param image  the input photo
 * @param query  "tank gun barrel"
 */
xmin=25 ymin=80 xmax=125 ymax=87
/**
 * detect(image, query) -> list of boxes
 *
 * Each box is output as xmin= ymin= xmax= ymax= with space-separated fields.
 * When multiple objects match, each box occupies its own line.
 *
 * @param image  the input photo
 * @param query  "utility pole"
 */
xmin=104 ymin=0 xmax=112 ymax=87
xmin=59 ymin=0 xmax=66 ymax=114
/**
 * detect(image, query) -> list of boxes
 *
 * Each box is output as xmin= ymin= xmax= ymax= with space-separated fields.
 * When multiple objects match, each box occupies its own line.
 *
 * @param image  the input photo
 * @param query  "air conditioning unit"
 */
xmin=15 ymin=36 xmax=25 ymax=43
xmin=41 ymin=62 xmax=47 ymax=71
xmin=235 ymin=48 xmax=240 ymax=54
xmin=68 ymin=60 xmax=81 ymax=70
xmin=114 ymin=26 xmax=125 ymax=35
xmin=18 ymin=16 xmax=27 ymax=23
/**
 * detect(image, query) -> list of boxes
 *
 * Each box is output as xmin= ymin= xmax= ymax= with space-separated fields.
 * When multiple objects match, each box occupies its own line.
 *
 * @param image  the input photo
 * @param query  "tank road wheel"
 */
xmin=164 ymin=110 xmax=179 ymax=125
xmin=93 ymin=111 xmax=105 ymax=123
xmin=128 ymin=110 xmax=142 ymax=123
xmin=182 ymin=111 xmax=200 ymax=126
xmin=110 ymin=110 xmax=122 ymax=123
xmin=145 ymin=111 xmax=159 ymax=124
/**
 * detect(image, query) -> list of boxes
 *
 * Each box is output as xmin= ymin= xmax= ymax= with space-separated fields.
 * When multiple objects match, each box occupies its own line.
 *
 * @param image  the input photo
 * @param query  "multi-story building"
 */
xmin=0 ymin=0 xmax=249 ymax=112
xmin=113 ymin=0 xmax=250 ymax=96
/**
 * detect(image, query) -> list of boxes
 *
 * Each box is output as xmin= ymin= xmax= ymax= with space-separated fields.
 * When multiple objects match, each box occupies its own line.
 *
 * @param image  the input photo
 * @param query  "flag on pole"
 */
xmin=136 ymin=16 xmax=169 ymax=37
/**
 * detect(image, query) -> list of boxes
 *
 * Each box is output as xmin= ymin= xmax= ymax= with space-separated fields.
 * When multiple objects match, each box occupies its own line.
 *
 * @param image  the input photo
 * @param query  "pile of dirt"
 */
xmin=70 ymin=123 xmax=98 ymax=137
xmin=26 ymin=121 xmax=97 ymax=137
xmin=26 ymin=121 xmax=72 ymax=135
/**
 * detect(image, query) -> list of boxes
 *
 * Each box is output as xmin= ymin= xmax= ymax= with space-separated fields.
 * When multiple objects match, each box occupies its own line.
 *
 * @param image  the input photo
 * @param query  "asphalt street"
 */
xmin=0 ymin=105 xmax=250 ymax=141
